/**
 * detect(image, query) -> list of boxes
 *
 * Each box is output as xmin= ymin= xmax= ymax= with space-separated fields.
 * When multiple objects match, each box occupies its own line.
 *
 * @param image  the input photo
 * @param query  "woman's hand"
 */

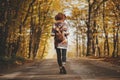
xmin=55 ymin=27 xmax=59 ymax=31
xmin=61 ymin=39 xmax=67 ymax=44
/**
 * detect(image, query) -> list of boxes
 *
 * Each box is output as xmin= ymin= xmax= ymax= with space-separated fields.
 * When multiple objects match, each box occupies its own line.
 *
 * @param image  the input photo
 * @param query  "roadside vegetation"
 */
xmin=0 ymin=0 xmax=120 ymax=71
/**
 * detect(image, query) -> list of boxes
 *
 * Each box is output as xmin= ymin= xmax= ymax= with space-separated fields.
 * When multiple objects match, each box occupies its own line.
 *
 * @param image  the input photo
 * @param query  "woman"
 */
xmin=52 ymin=13 xmax=69 ymax=74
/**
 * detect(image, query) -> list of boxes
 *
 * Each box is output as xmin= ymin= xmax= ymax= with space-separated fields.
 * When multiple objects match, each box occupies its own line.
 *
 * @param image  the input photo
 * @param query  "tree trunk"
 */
xmin=86 ymin=0 xmax=93 ymax=56
xmin=102 ymin=0 xmax=109 ymax=57
xmin=28 ymin=18 xmax=33 ymax=58
xmin=76 ymin=26 xmax=79 ymax=57
xmin=1 ymin=0 xmax=10 ymax=57
xmin=112 ymin=27 xmax=119 ymax=57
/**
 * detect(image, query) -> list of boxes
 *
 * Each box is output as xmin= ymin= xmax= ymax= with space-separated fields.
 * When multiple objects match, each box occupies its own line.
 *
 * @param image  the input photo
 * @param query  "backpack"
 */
xmin=55 ymin=26 xmax=65 ymax=43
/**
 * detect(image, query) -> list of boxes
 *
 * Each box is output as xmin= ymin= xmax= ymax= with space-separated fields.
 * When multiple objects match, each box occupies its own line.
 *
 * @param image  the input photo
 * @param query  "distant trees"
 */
xmin=0 ymin=0 xmax=119 ymax=61
xmin=0 ymin=0 xmax=61 ymax=60
xmin=86 ymin=0 xmax=120 ymax=57
xmin=64 ymin=0 xmax=120 ymax=58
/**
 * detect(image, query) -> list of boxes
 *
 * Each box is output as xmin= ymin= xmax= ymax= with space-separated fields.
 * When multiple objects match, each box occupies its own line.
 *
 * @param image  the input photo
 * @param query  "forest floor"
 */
xmin=0 ymin=58 xmax=120 ymax=80
xmin=0 ymin=56 xmax=120 ymax=73
xmin=103 ymin=57 xmax=120 ymax=66
xmin=0 ymin=56 xmax=120 ymax=75
xmin=88 ymin=56 xmax=120 ymax=66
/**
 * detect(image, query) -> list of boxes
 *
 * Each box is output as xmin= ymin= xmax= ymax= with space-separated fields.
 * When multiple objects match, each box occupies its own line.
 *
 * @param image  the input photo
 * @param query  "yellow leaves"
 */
xmin=93 ymin=33 xmax=98 ymax=36
xmin=15 ymin=60 xmax=23 ymax=65
xmin=72 ymin=7 xmax=81 ymax=17
xmin=51 ymin=0 xmax=62 ymax=12
xmin=33 ymin=6 xmax=37 ymax=9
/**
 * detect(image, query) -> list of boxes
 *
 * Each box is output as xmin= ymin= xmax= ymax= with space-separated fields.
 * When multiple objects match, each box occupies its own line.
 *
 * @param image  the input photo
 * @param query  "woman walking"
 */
xmin=52 ymin=13 xmax=69 ymax=74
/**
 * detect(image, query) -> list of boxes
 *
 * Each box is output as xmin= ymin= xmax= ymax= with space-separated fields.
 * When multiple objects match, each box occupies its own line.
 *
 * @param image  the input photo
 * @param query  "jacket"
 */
xmin=52 ymin=21 xmax=69 ymax=49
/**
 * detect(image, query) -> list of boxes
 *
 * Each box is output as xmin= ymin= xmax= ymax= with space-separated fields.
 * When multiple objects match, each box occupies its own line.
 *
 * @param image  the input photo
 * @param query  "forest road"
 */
xmin=0 ymin=58 xmax=120 ymax=80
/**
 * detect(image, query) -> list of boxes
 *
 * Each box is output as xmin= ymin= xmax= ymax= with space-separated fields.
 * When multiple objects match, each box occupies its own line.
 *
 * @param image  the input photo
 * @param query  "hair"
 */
xmin=55 ymin=13 xmax=66 ymax=21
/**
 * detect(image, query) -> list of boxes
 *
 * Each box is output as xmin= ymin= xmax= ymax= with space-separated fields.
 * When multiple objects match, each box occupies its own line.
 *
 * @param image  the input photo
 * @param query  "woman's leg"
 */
xmin=61 ymin=49 xmax=67 ymax=74
xmin=62 ymin=49 xmax=67 ymax=64
xmin=56 ymin=48 xmax=63 ymax=74
xmin=55 ymin=48 xmax=62 ymax=67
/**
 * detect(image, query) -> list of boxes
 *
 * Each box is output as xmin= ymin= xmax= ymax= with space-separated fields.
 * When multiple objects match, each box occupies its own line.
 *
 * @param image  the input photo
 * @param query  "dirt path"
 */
xmin=0 ymin=58 xmax=120 ymax=80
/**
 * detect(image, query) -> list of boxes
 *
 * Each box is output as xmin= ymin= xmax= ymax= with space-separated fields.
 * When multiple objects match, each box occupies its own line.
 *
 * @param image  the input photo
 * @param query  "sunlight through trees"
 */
xmin=0 ymin=0 xmax=120 ymax=65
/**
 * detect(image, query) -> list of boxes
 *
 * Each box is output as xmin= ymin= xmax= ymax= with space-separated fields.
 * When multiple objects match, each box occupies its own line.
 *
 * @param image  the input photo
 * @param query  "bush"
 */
xmin=0 ymin=56 xmax=26 ymax=66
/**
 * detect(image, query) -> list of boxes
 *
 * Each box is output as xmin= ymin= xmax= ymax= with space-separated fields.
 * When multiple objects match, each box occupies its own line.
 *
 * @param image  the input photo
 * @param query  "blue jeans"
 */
xmin=55 ymin=48 xmax=67 ymax=67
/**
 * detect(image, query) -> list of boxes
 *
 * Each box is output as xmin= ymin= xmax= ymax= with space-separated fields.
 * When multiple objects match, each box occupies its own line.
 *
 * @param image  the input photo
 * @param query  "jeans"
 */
xmin=55 ymin=48 xmax=67 ymax=67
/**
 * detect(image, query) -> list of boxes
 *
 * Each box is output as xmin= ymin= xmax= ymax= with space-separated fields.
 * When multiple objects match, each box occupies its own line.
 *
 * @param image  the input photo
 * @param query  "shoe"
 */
xmin=59 ymin=68 xmax=63 ymax=74
xmin=62 ymin=66 xmax=67 ymax=74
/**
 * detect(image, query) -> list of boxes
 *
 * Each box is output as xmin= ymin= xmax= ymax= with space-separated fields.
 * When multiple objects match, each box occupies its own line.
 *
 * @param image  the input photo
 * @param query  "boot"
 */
xmin=62 ymin=66 xmax=67 ymax=74
xmin=59 ymin=68 xmax=63 ymax=74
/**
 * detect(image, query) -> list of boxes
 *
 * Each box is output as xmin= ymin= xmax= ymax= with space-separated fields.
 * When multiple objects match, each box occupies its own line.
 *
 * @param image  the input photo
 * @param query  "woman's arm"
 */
xmin=51 ymin=25 xmax=56 ymax=36
xmin=62 ymin=25 xmax=69 ymax=36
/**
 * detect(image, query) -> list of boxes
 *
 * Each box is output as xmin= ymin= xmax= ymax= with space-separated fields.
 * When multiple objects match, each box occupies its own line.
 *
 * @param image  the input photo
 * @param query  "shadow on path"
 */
xmin=0 ymin=58 xmax=120 ymax=80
